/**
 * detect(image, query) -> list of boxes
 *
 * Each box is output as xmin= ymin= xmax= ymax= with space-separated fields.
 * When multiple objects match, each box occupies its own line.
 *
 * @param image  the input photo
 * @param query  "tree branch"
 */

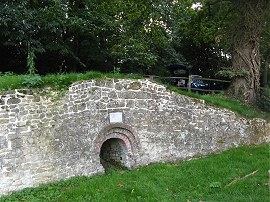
xmin=224 ymin=170 xmax=258 ymax=188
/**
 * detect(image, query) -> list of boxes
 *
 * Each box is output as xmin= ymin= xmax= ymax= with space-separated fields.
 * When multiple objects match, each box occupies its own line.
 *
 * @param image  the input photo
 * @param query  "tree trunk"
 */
xmin=228 ymin=0 xmax=270 ymax=104
xmin=228 ymin=38 xmax=260 ymax=104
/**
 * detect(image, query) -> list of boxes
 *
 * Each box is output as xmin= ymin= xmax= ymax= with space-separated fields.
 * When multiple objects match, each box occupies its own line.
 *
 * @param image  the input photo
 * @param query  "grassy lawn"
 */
xmin=0 ymin=144 xmax=269 ymax=202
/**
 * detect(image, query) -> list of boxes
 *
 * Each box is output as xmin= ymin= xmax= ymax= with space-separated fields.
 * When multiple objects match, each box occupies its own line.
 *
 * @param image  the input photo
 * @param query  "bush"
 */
xmin=22 ymin=74 xmax=43 ymax=88
xmin=257 ymin=87 xmax=270 ymax=113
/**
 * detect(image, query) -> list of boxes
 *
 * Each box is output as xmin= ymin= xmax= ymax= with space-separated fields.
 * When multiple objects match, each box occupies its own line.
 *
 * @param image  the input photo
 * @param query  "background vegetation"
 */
xmin=0 ymin=1 xmax=269 ymax=82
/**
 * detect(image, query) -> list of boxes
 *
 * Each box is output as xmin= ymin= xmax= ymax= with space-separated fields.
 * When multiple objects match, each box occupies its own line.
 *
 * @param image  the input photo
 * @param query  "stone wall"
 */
xmin=0 ymin=79 xmax=269 ymax=195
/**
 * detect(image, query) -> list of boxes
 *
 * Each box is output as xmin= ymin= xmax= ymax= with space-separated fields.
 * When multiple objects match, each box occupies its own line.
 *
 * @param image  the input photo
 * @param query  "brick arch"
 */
xmin=94 ymin=124 xmax=140 ymax=169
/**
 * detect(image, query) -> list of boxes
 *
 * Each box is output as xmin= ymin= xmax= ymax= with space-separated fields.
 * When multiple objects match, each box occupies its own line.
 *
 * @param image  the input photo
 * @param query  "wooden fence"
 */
xmin=147 ymin=75 xmax=231 ymax=93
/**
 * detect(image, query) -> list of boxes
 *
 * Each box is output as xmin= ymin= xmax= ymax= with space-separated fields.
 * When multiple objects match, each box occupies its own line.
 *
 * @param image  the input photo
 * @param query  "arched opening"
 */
xmin=100 ymin=138 xmax=128 ymax=172
xmin=94 ymin=124 xmax=140 ymax=172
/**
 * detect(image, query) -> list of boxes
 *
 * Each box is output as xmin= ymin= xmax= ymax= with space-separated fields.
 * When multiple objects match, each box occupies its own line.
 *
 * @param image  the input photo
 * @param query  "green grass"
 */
xmin=168 ymin=85 xmax=270 ymax=121
xmin=0 ymin=144 xmax=269 ymax=202
xmin=0 ymin=71 xmax=143 ymax=92
xmin=0 ymin=74 xmax=25 ymax=90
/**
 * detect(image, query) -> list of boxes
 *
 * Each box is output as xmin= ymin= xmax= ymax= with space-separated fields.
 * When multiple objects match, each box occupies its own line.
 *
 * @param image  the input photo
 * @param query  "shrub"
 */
xmin=22 ymin=74 xmax=43 ymax=88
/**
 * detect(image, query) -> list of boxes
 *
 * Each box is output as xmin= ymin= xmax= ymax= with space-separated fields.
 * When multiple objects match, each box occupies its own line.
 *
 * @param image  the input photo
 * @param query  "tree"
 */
xmin=0 ymin=0 xmax=186 ymax=75
xmin=109 ymin=0 xmax=183 ymax=75
xmin=0 ymin=0 xmax=68 ymax=73
xmin=193 ymin=0 xmax=270 ymax=103
xmin=226 ymin=0 xmax=270 ymax=104
xmin=169 ymin=0 xmax=232 ymax=78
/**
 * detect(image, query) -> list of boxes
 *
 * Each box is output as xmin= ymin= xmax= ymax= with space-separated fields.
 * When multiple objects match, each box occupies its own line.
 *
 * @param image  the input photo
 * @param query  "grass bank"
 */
xmin=168 ymin=85 xmax=270 ymax=121
xmin=0 ymin=71 xmax=143 ymax=92
xmin=0 ymin=144 xmax=269 ymax=202
xmin=0 ymin=72 xmax=269 ymax=120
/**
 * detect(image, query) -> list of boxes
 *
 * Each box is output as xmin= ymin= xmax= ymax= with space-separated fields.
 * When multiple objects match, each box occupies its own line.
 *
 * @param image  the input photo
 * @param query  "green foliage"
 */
xmin=112 ymin=67 xmax=121 ymax=74
xmin=0 ymin=0 xmax=269 ymax=82
xmin=111 ymin=39 xmax=158 ymax=72
xmin=171 ymin=0 xmax=232 ymax=77
xmin=0 ymin=71 xmax=144 ymax=92
xmin=0 ymin=71 xmax=14 ymax=76
xmin=0 ymin=72 xmax=24 ymax=91
xmin=0 ymin=0 xmax=188 ymax=74
xmin=216 ymin=70 xmax=235 ymax=79
xmin=0 ymin=145 xmax=268 ymax=201
xmin=0 ymin=0 xmax=68 ymax=72
xmin=22 ymin=74 xmax=43 ymax=88
xmin=107 ymin=0 xmax=183 ymax=74
xmin=27 ymin=47 xmax=37 ymax=75
xmin=209 ymin=181 xmax=222 ymax=188
xmin=217 ymin=69 xmax=250 ymax=79
xmin=257 ymin=87 xmax=270 ymax=113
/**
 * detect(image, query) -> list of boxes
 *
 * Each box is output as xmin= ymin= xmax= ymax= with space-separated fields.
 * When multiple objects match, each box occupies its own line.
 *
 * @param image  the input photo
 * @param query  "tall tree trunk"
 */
xmin=228 ymin=0 xmax=270 ymax=104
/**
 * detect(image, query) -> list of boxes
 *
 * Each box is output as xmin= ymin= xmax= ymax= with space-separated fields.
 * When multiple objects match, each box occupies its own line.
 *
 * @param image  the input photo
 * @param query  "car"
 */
xmin=189 ymin=75 xmax=210 ymax=93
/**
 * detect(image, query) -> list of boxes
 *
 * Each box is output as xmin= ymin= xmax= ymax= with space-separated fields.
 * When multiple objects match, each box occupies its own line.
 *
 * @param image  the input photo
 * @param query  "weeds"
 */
xmin=22 ymin=74 xmax=43 ymax=88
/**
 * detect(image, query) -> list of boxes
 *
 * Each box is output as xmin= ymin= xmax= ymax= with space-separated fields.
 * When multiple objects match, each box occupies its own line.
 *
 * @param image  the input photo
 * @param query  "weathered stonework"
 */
xmin=0 ymin=79 xmax=269 ymax=195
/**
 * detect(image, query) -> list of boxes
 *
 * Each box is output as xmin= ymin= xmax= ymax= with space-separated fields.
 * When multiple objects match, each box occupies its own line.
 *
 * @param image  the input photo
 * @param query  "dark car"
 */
xmin=189 ymin=75 xmax=210 ymax=93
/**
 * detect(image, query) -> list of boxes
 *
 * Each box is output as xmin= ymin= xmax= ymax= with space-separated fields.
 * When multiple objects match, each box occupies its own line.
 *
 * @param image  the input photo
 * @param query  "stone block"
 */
xmin=127 ymin=81 xmax=142 ymax=90
xmin=0 ymin=137 xmax=8 ymax=150
xmin=7 ymin=98 xmax=21 ymax=105
xmin=107 ymin=100 xmax=125 ymax=109
xmin=0 ymin=119 xmax=9 ymax=124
